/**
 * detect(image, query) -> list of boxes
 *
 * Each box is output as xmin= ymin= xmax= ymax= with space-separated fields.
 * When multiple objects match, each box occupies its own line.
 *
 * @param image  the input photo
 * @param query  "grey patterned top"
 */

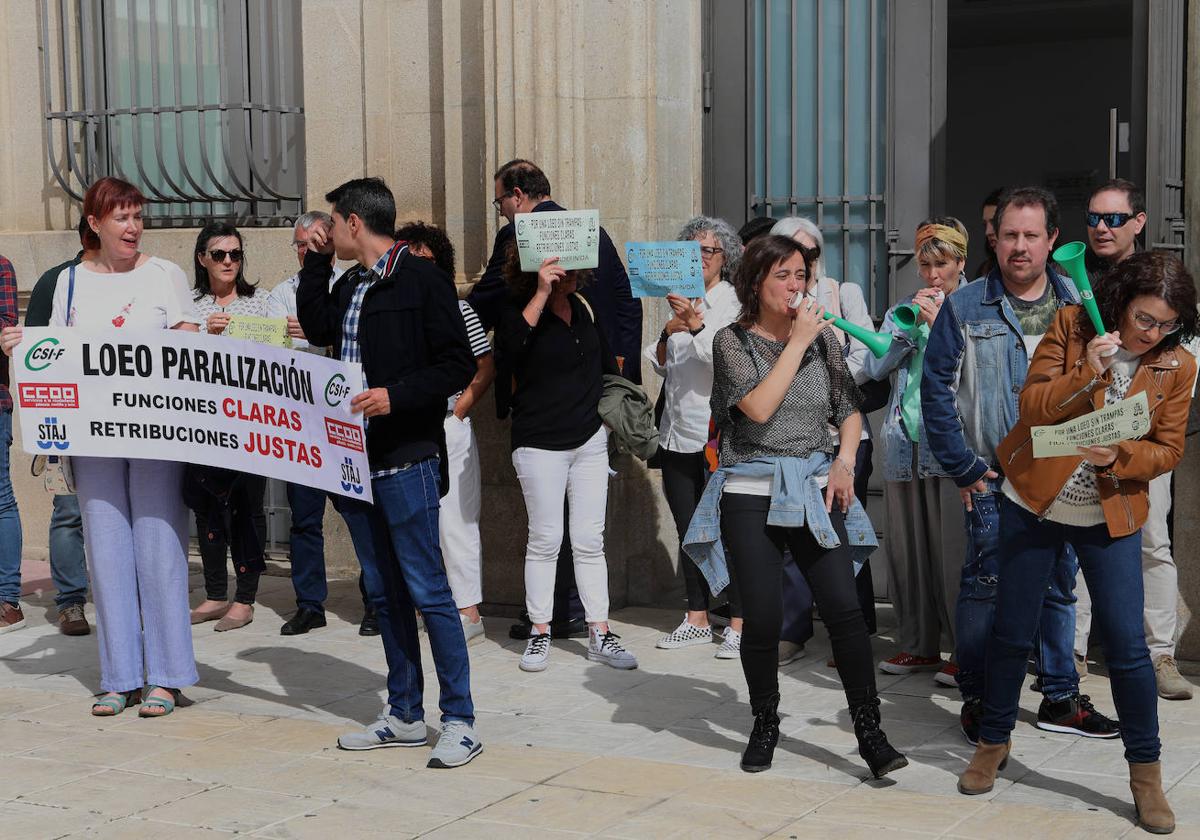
xmin=710 ymin=324 xmax=862 ymax=468
xmin=194 ymin=291 xmax=267 ymax=333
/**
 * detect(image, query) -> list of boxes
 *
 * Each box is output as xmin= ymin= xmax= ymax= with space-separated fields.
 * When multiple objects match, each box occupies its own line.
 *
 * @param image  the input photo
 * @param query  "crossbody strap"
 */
xmin=66 ymin=264 xmax=76 ymax=326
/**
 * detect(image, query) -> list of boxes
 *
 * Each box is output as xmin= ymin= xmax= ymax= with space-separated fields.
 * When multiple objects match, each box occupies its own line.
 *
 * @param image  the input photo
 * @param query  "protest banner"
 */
xmin=225 ymin=315 xmax=291 ymax=348
xmin=515 ymin=209 xmax=601 ymax=271
xmin=624 ymin=240 xmax=705 ymax=298
xmin=13 ymin=328 xmax=373 ymax=501
xmin=1031 ymin=391 xmax=1150 ymax=458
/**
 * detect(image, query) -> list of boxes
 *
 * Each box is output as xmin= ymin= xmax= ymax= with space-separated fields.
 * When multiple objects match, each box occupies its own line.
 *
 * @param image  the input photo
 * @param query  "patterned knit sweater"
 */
xmin=1003 ymin=349 xmax=1139 ymax=526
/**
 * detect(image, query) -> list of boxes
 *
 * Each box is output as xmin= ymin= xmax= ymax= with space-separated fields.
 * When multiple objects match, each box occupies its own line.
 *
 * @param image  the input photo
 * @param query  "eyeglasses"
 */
xmin=207 ymin=248 xmax=244 ymax=263
xmin=491 ymin=191 xmax=514 ymax=211
xmin=699 ymin=246 xmax=725 ymax=257
xmin=1132 ymin=311 xmax=1181 ymax=335
xmin=1086 ymin=212 xmax=1133 ymax=229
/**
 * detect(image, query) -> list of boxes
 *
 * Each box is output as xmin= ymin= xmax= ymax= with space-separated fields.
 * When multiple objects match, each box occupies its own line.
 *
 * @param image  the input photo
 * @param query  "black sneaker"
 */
xmin=359 ymin=613 xmax=380 ymax=637
xmin=960 ymin=697 xmax=983 ymax=746
xmin=1036 ymin=693 xmax=1120 ymax=739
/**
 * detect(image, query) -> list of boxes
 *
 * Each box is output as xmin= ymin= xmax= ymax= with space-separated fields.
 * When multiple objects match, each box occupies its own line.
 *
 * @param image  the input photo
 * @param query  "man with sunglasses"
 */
xmin=1076 ymin=178 xmax=1194 ymax=701
xmin=1085 ymin=179 xmax=1148 ymax=272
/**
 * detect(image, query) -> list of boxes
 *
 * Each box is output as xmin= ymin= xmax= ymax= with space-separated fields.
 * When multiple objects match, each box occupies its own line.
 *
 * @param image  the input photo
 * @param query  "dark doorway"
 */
xmin=945 ymin=0 xmax=1137 ymax=257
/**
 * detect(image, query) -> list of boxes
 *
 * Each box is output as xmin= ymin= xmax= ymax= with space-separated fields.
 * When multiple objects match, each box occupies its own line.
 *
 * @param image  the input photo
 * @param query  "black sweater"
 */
xmin=496 ymin=294 xmax=619 ymax=451
xmin=296 ymin=248 xmax=474 ymax=473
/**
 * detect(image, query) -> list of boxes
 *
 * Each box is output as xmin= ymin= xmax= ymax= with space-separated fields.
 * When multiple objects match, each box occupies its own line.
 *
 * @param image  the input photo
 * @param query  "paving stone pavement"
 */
xmin=3 ymin=558 xmax=1199 ymax=838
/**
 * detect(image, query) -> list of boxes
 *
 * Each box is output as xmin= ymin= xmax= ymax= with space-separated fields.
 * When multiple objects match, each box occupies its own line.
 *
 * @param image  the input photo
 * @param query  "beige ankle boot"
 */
xmin=957 ymin=740 xmax=1010 ymax=795
xmin=1129 ymin=761 xmax=1175 ymax=834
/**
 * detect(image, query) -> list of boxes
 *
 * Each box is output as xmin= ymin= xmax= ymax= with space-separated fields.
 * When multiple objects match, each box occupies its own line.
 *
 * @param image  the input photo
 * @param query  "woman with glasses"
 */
xmin=646 ymin=216 xmax=745 ymax=657
xmin=187 ymin=222 xmax=269 ymax=632
xmin=0 ymin=177 xmax=201 ymax=717
xmin=960 ymin=252 xmax=1196 ymax=834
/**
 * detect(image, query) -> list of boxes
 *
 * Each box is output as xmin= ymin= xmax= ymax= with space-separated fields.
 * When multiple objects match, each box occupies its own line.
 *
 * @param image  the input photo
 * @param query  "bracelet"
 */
xmin=834 ymin=456 xmax=855 ymax=478
xmin=658 ymin=329 xmax=669 ymax=344
xmin=689 ymin=324 xmax=706 ymax=337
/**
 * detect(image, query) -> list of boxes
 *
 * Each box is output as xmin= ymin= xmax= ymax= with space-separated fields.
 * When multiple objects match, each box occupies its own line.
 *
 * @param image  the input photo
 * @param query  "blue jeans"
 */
xmin=982 ymin=497 xmax=1158 ymax=763
xmin=335 ymin=459 xmax=473 ymax=724
xmin=955 ymin=488 xmax=1078 ymax=702
xmin=0 ymin=410 xmax=22 ymax=605
xmin=287 ymin=482 xmax=329 ymax=613
xmin=49 ymin=494 xmax=88 ymax=607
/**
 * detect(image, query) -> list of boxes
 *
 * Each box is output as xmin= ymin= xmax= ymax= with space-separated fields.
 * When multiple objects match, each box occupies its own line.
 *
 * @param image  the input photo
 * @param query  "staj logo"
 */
xmin=18 ymin=382 xmax=79 ymax=409
xmin=24 ymin=337 xmax=66 ymax=371
xmin=339 ymin=456 xmax=364 ymax=495
xmin=324 ymin=373 xmax=352 ymax=407
xmin=36 ymin=416 xmax=69 ymax=451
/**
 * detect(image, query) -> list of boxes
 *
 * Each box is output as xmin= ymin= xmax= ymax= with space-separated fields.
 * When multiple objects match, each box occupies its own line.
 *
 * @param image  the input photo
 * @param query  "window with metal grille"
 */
xmin=40 ymin=0 xmax=304 ymax=227
xmin=751 ymin=0 xmax=887 ymax=313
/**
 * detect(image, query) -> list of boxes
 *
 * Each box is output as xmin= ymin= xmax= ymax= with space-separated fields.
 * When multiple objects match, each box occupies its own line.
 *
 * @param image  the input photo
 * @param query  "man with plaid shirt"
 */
xmin=296 ymin=178 xmax=482 ymax=768
xmin=0 ymin=254 xmax=24 ymax=633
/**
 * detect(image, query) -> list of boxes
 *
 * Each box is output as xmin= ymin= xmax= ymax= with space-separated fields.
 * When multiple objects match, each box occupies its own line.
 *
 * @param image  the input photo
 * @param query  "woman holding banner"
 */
xmin=187 ymin=222 xmax=268 ymax=632
xmin=645 ymin=216 xmax=745 ymax=658
xmin=0 ymin=176 xmax=201 ymax=717
xmin=862 ymin=218 xmax=968 ymax=684
xmin=959 ymin=252 xmax=1196 ymax=833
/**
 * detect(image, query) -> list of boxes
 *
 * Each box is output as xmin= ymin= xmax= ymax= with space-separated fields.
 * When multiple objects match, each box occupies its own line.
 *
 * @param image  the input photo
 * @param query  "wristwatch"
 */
xmin=658 ymin=329 xmax=670 ymax=344
xmin=689 ymin=324 xmax=705 ymax=337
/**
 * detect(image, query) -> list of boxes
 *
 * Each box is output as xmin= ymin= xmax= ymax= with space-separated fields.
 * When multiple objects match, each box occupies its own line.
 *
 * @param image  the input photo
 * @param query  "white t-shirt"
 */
xmin=51 ymin=257 xmax=200 ymax=330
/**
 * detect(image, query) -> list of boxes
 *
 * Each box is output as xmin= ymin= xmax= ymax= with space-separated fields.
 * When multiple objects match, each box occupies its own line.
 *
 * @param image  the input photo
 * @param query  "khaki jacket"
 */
xmin=996 ymin=306 xmax=1196 ymax=537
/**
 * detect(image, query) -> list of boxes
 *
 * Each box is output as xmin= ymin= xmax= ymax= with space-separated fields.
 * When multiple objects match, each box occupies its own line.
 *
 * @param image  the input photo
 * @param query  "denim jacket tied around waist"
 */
xmin=681 ymin=453 xmax=878 ymax=596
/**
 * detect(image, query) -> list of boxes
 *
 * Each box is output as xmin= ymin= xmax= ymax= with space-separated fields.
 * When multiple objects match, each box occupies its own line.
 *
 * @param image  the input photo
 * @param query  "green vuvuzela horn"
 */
xmin=1052 ymin=241 xmax=1106 ymax=336
xmin=820 ymin=311 xmax=894 ymax=359
xmin=892 ymin=302 xmax=922 ymax=333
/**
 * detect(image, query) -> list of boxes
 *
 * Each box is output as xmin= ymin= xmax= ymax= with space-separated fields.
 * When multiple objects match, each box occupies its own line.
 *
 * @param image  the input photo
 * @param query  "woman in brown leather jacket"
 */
xmin=957 ymin=251 xmax=1196 ymax=834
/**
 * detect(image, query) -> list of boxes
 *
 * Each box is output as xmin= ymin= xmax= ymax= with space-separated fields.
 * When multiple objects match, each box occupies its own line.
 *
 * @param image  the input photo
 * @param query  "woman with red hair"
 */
xmin=1 ymin=177 xmax=200 ymax=717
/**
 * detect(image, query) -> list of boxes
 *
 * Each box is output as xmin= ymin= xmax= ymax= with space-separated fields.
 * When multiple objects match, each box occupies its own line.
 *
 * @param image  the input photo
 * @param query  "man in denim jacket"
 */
xmin=922 ymin=188 xmax=1119 ymax=744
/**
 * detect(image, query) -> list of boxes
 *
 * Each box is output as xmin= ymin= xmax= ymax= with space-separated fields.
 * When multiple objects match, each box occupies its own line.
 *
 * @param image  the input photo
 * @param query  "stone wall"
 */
xmin=0 ymin=0 xmax=703 ymax=613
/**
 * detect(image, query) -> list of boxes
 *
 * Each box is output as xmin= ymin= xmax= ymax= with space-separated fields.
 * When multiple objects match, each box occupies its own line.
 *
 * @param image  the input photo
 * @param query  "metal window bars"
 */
xmin=40 ymin=0 xmax=305 ymax=227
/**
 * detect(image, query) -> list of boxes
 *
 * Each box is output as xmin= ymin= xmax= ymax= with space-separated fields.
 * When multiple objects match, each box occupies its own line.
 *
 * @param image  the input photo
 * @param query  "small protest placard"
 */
xmin=515 ymin=209 xmax=601 ymax=272
xmin=624 ymin=241 xmax=705 ymax=298
xmin=1031 ymin=391 xmax=1151 ymax=458
xmin=225 ymin=315 xmax=291 ymax=348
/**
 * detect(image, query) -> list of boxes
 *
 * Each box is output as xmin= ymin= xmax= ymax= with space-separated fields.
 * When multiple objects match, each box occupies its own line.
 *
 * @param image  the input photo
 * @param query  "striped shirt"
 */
xmin=0 ymin=255 xmax=16 ymax=411
xmin=449 ymin=300 xmax=492 ymax=410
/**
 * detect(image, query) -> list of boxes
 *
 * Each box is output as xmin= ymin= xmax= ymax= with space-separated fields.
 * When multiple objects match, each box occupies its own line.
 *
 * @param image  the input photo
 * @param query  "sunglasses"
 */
xmin=206 ymin=248 xmax=244 ymax=263
xmin=1132 ymin=311 xmax=1181 ymax=335
xmin=1086 ymin=212 xmax=1133 ymax=229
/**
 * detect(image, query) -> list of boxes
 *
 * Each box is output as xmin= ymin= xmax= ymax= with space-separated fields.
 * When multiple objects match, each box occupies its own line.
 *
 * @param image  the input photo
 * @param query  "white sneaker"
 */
xmin=519 ymin=631 xmax=552 ymax=672
xmin=588 ymin=627 xmax=638 ymax=670
xmin=715 ymin=627 xmax=741 ymax=659
xmin=461 ymin=614 xmax=485 ymax=647
xmin=656 ymin=618 xmax=713 ymax=649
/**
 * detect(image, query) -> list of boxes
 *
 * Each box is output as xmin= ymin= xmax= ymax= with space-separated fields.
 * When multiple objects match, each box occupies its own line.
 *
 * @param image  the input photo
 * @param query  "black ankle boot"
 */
xmin=852 ymin=697 xmax=908 ymax=779
xmin=741 ymin=693 xmax=781 ymax=773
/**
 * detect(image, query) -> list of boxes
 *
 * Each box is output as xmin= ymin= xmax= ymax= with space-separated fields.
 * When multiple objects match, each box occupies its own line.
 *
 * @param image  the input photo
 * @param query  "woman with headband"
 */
xmin=863 ymin=218 xmax=969 ymax=686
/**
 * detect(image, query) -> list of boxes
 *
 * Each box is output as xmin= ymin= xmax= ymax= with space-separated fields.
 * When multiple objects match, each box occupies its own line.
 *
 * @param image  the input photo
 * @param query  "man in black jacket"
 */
xmin=297 ymin=177 xmax=482 ymax=768
xmin=467 ymin=159 xmax=643 ymax=383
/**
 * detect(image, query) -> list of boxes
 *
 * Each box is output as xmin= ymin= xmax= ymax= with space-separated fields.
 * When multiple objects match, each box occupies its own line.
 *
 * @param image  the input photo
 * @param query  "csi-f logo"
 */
xmin=325 ymin=373 xmax=352 ymax=407
xmin=340 ymin=457 xmax=364 ymax=495
xmin=25 ymin=337 xmax=66 ymax=371
xmin=36 ymin=416 xmax=69 ymax=450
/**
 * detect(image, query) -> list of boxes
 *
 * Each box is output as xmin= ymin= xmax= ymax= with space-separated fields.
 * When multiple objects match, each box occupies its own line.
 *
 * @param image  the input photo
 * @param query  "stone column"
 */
xmin=1175 ymin=0 xmax=1200 ymax=661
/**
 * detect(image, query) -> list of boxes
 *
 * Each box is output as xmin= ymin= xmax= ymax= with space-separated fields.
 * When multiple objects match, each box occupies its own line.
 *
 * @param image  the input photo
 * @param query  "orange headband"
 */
xmin=915 ymin=223 xmax=968 ymax=260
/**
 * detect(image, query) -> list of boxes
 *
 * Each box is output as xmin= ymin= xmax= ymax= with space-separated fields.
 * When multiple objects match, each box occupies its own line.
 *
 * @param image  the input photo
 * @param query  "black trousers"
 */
xmin=199 ymin=474 xmax=267 ymax=604
xmin=721 ymin=493 xmax=877 ymax=711
xmin=660 ymin=448 xmax=742 ymax=616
